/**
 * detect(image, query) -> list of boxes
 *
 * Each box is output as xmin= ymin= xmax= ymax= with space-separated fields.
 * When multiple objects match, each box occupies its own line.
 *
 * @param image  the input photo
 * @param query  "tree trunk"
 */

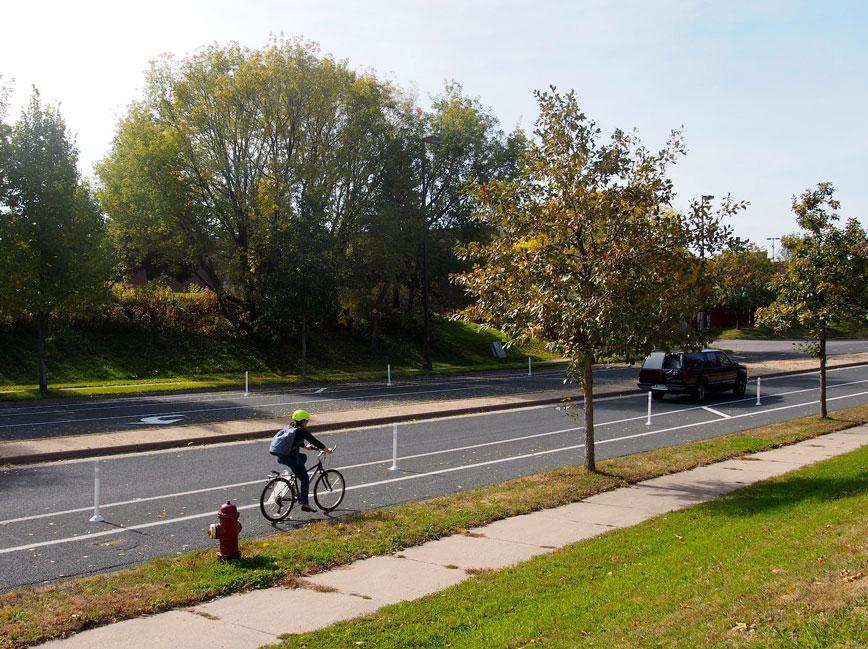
xmin=406 ymin=279 xmax=416 ymax=319
xmin=582 ymin=356 xmax=595 ymax=472
xmin=370 ymin=310 xmax=381 ymax=350
xmin=819 ymin=326 xmax=827 ymax=418
xmin=371 ymin=284 xmax=388 ymax=350
xmin=300 ymin=318 xmax=307 ymax=379
xmin=35 ymin=312 xmax=48 ymax=394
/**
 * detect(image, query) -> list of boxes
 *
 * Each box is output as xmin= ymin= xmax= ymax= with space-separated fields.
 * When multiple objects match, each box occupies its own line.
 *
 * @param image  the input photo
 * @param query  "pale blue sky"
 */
xmin=2 ymin=0 xmax=866 ymax=249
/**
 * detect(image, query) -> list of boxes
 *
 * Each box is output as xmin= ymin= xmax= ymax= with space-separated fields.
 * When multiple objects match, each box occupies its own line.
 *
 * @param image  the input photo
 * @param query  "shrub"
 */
xmin=94 ymin=282 xmax=229 ymax=336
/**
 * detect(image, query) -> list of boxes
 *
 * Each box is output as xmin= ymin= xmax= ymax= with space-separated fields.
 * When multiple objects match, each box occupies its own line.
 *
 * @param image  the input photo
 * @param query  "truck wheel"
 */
xmin=695 ymin=380 xmax=707 ymax=402
xmin=733 ymin=375 xmax=747 ymax=396
xmin=651 ymin=391 xmax=665 ymax=401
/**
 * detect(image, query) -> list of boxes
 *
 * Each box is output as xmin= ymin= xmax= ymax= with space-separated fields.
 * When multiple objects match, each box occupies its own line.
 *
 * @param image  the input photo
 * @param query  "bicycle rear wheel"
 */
xmin=313 ymin=469 xmax=346 ymax=512
xmin=260 ymin=477 xmax=296 ymax=522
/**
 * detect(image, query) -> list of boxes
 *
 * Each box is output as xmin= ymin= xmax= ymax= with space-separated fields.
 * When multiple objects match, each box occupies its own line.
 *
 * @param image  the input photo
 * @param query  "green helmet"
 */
xmin=291 ymin=409 xmax=311 ymax=422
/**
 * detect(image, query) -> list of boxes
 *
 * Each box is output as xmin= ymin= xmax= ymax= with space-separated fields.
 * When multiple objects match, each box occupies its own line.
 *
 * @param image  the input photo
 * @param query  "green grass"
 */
xmin=274 ymin=446 xmax=868 ymax=649
xmin=715 ymin=324 xmax=868 ymax=341
xmin=1 ymin=404 xmax=866 ymax=649
xmin=0 ymin=317 xmax=559 ymax=400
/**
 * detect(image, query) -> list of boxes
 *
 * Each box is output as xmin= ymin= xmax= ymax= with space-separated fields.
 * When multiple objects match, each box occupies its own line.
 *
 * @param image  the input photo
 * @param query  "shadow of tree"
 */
xmin=698 ymin=472 xmax=868 ymax=519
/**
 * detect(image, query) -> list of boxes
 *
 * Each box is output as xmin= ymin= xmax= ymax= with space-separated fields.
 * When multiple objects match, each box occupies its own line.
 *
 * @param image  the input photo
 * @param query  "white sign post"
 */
xmin=389 ymin=423 xmax=399 ymax=471
xmin=646 ymin=390 xmax=652 ymax=426
xmin=89 ymin=460 xmax=105 ymax=523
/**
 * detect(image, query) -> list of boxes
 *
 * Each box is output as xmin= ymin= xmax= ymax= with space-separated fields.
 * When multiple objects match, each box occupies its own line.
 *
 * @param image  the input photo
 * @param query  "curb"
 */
xmin=4 ymin=361 xmax=867 ymax=466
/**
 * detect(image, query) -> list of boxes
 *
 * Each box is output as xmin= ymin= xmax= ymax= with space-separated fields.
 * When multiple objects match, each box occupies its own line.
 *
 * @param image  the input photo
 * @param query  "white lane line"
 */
xmin=600 ymin=390 xmax=868 ymax=446
xmin=0 ymin=385 xmax=487 ymax=429
xmin=3 ymin=359 xmax=863 ymax=425
xmin=0 ymin=369 xmax=569 ymax=418
xmin=6 ymin=375 xmax=868 ymax=521
xmin=702 ymin=406 xmax=731 ymax=419
xmin=2 ymin=387 xmax=867 ymax=555
xmin=0 ymin=426 xmax=583 ymax=525
xmin=10 ymin=384 xmax=868 ymax=554
xmin=314 ymin=388 xmax=327 ymax=394
xmin=0 ymin=441 xmax=587 ymax=555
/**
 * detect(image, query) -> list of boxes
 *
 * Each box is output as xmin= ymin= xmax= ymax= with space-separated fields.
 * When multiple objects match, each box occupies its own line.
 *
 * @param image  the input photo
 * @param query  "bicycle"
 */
xmin=259 ymin=446 xmax=346 ymax=522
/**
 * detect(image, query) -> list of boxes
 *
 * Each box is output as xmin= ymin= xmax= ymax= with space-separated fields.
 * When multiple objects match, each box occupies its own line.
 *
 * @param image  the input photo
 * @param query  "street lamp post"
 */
xmin=420 ymin=134 xmax=441 ymax=371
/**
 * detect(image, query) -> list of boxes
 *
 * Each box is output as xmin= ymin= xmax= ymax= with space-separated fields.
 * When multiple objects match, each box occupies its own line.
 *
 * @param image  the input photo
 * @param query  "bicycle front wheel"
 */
xmin=314 ymin=469 xmax=346 ymax=512
xmin=260 ymin=477 xmax=296 ymax=522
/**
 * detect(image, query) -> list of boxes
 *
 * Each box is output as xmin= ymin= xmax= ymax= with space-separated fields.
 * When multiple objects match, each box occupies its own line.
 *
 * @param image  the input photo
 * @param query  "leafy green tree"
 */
xmin=683 ymin=194 xmax=748 ymax=329
xmin=0 ymin=89 xmax=112 ymax=392
xmin=710 ymin=243 xmax=777 ymax=327
xmin=97 ymin=39 xmax=396 ymax=340
xmin=757 ymin=183 xmax=868 ymax=417
xmin=0 ymin=79 xmax=10 ymax=207
xmin=457 ymin=89 xmax=728 ymax=471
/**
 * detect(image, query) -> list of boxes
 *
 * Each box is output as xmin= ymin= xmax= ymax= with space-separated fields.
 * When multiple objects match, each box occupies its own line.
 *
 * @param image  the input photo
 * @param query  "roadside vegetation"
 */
xmin=0 ymin=312 xmax=556 ymax=400
xmin=277 ymin=446 xmax=868 ymax=649
xmin=714 ymin=323 xmax=868 ymax=340
xmin=1 ymin=403 xmax=866 ymax=649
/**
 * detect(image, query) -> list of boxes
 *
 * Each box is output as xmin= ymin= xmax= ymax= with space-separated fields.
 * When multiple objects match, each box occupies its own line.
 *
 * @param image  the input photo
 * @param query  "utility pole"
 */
xmin=766 ymin=237 xmax=780 ymax=260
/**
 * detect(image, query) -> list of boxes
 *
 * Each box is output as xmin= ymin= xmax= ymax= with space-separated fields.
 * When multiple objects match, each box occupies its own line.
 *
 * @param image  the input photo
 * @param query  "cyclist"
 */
xmin=271 ymin=409 xmax=332 ymax=512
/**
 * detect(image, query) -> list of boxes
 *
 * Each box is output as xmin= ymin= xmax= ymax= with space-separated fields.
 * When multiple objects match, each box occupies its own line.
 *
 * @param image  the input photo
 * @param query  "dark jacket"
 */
xmin=286 ymin=422 xmax=327 ymax=454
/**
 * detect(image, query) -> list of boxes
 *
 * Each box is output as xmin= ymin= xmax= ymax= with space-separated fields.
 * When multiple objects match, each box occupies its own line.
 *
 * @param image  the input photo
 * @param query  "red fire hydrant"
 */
xmin=207 ymin=501 xmax=242 ymax=560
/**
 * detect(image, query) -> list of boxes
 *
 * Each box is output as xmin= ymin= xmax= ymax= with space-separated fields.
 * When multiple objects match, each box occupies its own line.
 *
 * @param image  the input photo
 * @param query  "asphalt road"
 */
xmin=1 ymin=363 xmax=866 ymax=591
xmin=1 ymin=339 xmax=865 ymax=441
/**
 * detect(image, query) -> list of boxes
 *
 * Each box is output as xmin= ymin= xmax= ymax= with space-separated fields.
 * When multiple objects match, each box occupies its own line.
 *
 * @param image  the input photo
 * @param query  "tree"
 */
xmin=0 ymin=78 xmax=10 ymax=208
xmin=97 ymin=39 xmax=396 ymax=339
xmin=457 ymin=89 xmax=732 ymax=471
xmin=0 ymin=89 xmax=112 ymax=392
xmin=710 ymin=243 xmax=777 ymax=327
xmin=684 ymin=194 xmax=748 ymax=329
xmin=757 ymin=183 xmax=867 ymax=417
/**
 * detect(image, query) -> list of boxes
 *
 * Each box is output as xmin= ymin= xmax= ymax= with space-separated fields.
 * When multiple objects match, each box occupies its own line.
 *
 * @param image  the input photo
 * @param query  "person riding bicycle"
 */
xmin=270 ymin=409 xmax=332 ymax=512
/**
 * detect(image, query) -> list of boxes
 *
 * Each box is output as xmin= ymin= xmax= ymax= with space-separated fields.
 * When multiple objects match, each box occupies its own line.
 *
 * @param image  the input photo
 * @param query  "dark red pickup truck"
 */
xmin=637 ymin=350 xmax=748 ymax=401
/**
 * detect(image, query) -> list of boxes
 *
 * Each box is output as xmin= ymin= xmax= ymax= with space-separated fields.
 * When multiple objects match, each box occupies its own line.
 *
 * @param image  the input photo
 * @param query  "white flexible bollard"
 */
xmin=387 ymin=364 xmax=391 ymax=387
xmin=89 ymin=460 xmax=105 ymax=523
xmin=389 ymin=423 xmax=399 ymax=471
xmin=244 ymin=371 xmax=249 ymax=397
xmin=755 ymin=376 xmax=762 ymax=406
xmin=528 ymin=357 xmax=532 ymax=376
xmin=646 ymin=390 xmax=652 ymax=426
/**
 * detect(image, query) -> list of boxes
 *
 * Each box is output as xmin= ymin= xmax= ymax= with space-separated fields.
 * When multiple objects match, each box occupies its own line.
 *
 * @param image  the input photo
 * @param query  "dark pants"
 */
xmin=278 ymin=452 xmax=310 ymax=505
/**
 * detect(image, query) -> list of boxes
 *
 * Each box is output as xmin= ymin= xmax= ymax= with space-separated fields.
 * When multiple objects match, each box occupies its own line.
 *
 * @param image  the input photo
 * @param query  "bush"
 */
xmin=94 ymin=283 xmax=229 ymax=336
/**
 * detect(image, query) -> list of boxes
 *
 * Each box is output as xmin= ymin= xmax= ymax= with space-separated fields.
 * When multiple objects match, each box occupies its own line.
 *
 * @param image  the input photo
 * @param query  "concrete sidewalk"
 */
xmin=37 ymin=424 xmax=868 ymax=649
xmin=4 ymin=353 xmax=868 ymax=466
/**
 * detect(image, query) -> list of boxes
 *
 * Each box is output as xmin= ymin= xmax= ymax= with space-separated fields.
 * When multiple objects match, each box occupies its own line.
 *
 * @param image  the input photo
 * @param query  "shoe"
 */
xmin=300 ymin=504 xmax=318 ymax=513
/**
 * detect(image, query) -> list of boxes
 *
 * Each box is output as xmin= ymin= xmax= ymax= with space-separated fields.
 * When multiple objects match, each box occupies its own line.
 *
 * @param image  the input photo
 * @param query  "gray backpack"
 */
xmin=269 ymin=427 xmax=297 ymax=456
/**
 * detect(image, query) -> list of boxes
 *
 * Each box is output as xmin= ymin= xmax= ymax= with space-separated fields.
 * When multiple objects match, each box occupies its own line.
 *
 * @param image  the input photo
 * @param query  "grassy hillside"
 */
xmin=0 ymin=316 xmax=559 ymax=398
xmin=714 ymin=323 xmax=868 ymax=340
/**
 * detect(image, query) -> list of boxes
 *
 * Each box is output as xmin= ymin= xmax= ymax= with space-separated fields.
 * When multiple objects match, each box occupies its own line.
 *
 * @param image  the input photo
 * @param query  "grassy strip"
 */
xmin=1 ymin=405 xmax=866 ymax=648
xmin=714 ymin=325 xmax=868 ymax=340
xmin=276 ymin=447 xmax=868 ymax=648
xmin=0 ymin=358 xmax=564 ymax=401
xmin=0 ymin=317 xmax=559 ymax=401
